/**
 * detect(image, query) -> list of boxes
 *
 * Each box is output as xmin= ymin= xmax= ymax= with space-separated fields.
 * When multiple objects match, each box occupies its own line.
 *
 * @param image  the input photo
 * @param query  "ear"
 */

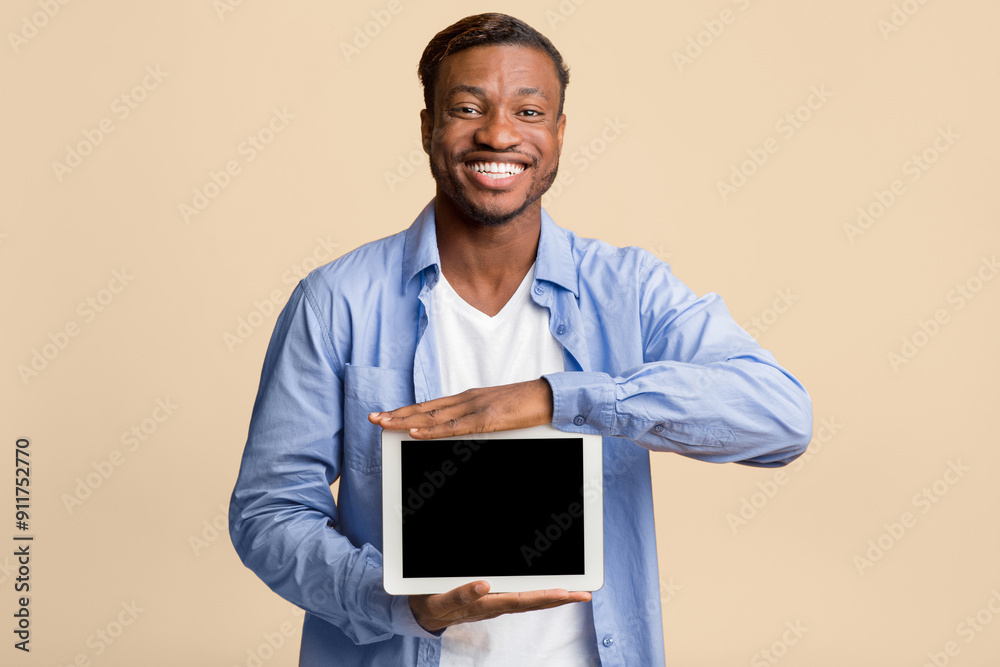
xmin=420 ymin=109 xmax=432 ymax=154
xmin=555 ymin=113 xmax=566 ymax=157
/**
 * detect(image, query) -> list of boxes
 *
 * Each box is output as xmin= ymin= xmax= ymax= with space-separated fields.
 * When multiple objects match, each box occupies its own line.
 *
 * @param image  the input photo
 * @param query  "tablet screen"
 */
xmin=400 ymin=437 xmax=585 ymax=578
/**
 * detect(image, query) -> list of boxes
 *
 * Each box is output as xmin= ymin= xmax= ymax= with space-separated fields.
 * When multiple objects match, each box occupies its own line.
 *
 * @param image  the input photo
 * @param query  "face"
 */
xmin=421 ymin=45 xmax=566 ymax=227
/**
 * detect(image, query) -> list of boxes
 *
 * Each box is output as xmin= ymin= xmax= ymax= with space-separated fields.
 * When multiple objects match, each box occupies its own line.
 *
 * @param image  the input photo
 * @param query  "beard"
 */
xmin=429 ymin=152 xmax=560 ymax=228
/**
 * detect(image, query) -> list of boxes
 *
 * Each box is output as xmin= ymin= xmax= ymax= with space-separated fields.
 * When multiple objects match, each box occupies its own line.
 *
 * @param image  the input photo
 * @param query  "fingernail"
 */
xmin=474 ymin=583 xmax=488 ymax=595
xmin=369 ymin=412 xmax=380 ymax=419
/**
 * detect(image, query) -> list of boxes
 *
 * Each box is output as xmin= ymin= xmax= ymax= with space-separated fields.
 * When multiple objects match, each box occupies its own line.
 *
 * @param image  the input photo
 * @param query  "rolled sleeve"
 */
xmin=542 ymin=251 xmax=812 ymax=467
xmin=229 ymin=280 xmax=439 ymax=644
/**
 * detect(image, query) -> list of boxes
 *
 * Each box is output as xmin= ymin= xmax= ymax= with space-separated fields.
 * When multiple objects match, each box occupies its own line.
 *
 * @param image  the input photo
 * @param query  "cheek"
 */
xmin=526 ymin=130 xmax=559 ymax=157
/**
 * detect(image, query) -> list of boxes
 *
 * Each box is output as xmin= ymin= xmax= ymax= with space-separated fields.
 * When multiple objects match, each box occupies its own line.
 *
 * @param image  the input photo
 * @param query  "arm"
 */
xmin=545 ymin=251 xmax=813 ymax=467
xmin=374 ymin=252 xmax=811 ymax=467
xmin=228 ymin=280 xmax=436 ymax=644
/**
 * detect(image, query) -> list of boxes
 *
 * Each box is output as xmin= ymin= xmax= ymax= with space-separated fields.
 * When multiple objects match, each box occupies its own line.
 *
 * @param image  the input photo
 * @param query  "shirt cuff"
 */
xmin=542 ymin=371 xmax=617 ymax=434
xmin=389 ymin=594 xmax=445 ymax=639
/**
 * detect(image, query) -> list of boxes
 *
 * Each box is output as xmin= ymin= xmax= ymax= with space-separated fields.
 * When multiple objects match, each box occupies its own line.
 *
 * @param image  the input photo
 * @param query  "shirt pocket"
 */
xmin=342 ymin=364 xmax=415 ymax=474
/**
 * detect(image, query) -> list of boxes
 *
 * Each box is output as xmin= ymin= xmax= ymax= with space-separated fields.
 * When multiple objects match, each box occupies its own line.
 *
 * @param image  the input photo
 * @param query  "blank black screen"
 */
xmin=400 ymin=437 xmax=585 ymax=578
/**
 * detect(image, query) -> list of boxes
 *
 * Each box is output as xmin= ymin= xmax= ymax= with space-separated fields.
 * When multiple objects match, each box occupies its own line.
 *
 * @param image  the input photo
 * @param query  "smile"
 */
xmin=465 ymin=161 xmax=527 ymax=179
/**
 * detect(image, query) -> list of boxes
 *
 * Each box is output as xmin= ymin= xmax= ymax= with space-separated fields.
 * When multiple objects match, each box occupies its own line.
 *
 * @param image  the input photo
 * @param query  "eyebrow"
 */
xmin=443 ymin=85 xmax=550 ymax=103
xmin=515 ymin=86 xmax=549 ymax=100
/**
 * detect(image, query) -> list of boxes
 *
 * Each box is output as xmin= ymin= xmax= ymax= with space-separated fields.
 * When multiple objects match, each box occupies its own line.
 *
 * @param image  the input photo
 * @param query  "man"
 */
xmin=229 ymin=13 xmax=812 ymax=666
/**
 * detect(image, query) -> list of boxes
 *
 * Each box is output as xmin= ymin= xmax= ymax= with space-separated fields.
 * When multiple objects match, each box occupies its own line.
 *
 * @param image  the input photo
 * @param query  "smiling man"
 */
xmin=229 ymin=13 xmax=812 ymax=667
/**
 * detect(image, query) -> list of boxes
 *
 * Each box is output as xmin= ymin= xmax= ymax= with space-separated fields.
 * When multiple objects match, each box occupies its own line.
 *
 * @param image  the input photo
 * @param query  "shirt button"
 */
xmin=653 ymin=424 xmax=664 ymax=433
xmin=556 ymin=324 xmax=567 ymax=335
xmin=533 ymin=285 xmax=545 ymax=295
xmin=602 ymin=635 xmax=614 ymax=647
xmin=573 ymin=415 xmax=585 ymax=426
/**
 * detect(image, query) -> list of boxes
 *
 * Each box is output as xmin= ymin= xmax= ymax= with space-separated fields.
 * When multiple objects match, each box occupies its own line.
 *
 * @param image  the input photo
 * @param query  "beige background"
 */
xmin=2 ymin=0 xmax=998 ymax=665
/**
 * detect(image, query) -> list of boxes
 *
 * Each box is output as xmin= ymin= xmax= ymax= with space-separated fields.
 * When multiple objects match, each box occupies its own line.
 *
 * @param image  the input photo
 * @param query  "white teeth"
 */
xmin=468 ymin=161 xmax=525 ymax=177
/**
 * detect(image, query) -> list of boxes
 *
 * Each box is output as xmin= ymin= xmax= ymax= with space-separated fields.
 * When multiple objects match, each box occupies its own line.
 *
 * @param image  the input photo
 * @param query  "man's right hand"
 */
xmin=408 ymin=580 xmax=592 ymax=632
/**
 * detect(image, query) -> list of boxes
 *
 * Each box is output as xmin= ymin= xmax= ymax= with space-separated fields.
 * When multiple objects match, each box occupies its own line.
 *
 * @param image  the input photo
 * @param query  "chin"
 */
xmin=432 ymin=163 xmax=558 ymax=228
xmin=452 ymin=190 xmax=537 ymax=227
xmin=466 ymin=198 xmax=530 ymax=227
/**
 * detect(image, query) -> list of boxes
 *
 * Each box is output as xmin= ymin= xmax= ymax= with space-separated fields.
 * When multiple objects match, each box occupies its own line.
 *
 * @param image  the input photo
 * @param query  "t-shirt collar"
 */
xmin=401 ymin=198 xmax=579 ymax=298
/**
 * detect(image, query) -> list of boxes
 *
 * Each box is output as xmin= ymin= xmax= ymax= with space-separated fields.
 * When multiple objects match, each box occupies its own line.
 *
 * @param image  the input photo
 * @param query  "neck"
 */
xmin=433 ymin=194 xmax=541 ymax=316
xmin=434 ymin=193 xmax=540 ymax=286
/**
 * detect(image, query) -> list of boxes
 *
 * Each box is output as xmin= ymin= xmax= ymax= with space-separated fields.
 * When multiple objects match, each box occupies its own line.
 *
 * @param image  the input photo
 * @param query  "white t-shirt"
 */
xmin=431 ymin=265 xmax=601 ymax=666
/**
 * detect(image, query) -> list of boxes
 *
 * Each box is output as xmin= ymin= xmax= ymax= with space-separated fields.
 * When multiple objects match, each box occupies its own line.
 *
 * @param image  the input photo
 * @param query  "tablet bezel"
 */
xmin=381 ymin=424 xmax=603 ymax=595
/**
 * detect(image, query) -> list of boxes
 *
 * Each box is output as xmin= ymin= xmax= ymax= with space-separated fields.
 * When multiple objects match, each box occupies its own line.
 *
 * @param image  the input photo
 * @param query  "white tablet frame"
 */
xmin=381 ymin=424 xmax=603 ymax=595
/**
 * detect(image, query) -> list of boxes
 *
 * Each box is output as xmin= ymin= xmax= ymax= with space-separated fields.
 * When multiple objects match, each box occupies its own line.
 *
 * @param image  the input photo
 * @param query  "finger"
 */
xmin=384 ymin=402 xmax=488 ymax=436
xmin=375 ymin=410 xmax=469 ymax=434
xmin=443 ymin=589 xmax=589 ymax=624
xmin=461 ymin=588 xmax=572 ymax=616
xmin=429 ymin=580 xmax=491 ymax=616
xmin=463 ymin=596 xmax=589 ymax=623
xmin=405 ymin=416 xmax=481 ymax=439
xmin=369 ymin=395 xmax=470 ymax=427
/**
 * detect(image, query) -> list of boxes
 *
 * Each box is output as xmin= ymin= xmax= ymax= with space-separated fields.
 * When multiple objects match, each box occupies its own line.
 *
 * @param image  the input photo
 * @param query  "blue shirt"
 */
xmin=229 ymin=200 xmax=813 ymax=666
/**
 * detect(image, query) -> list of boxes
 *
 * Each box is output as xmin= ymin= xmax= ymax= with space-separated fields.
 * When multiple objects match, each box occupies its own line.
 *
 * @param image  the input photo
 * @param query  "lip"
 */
xmin=462 ymin=159 xmax=530 ymax=190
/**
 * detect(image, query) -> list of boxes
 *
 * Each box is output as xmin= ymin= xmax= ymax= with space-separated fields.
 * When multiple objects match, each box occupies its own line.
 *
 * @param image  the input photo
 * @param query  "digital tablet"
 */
xmin=381 ymin=424 xmax=603 ymax=595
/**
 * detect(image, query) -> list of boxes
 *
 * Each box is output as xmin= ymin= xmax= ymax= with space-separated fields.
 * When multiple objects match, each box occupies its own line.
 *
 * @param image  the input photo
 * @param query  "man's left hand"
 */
xmin=369 ymin=378 xmax=553 ymax=438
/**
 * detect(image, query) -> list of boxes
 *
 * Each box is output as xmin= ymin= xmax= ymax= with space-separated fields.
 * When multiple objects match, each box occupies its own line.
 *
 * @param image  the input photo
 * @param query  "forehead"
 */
xmin=435 ymin=44 xmax=560 ymax=102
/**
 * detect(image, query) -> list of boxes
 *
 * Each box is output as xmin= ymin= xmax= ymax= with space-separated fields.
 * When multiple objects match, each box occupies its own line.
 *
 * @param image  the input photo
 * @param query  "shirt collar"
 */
xmin=401 ymin=199 xmax=440 ymax=288
xmin=535 ymin=205 xmax=579 ymax=297
xmin=401 ymin=198 xmax=579 ymax=297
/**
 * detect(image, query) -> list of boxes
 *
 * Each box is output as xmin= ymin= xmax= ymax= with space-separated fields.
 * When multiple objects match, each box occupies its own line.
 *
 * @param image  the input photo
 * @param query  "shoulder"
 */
xmin=555 ymin=223 xmax=665 ymax=279
xmin=300 ymin=229 xmax=408 ymax=298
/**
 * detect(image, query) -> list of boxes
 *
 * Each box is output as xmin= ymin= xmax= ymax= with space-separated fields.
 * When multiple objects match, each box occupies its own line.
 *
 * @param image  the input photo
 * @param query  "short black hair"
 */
xmin=418 ymin=13 xmax=570 ymax=116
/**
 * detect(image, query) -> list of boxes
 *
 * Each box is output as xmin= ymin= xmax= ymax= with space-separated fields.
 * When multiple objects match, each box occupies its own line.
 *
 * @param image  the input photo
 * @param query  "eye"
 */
xmin=518 ymin=109 xmax=543 ymax=119
xmin=450 ymin=106 xmax=481 ymax=116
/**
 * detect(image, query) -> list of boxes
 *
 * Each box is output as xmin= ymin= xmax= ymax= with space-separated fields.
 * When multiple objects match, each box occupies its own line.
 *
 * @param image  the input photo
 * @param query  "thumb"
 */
xmin=440 ymin=580 xmax=490 ymax=613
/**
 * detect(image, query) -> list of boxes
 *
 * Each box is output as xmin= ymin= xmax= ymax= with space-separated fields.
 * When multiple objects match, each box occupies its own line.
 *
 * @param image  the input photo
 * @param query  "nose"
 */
xmin=473 ymin=109 xmax=522 ymax=150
